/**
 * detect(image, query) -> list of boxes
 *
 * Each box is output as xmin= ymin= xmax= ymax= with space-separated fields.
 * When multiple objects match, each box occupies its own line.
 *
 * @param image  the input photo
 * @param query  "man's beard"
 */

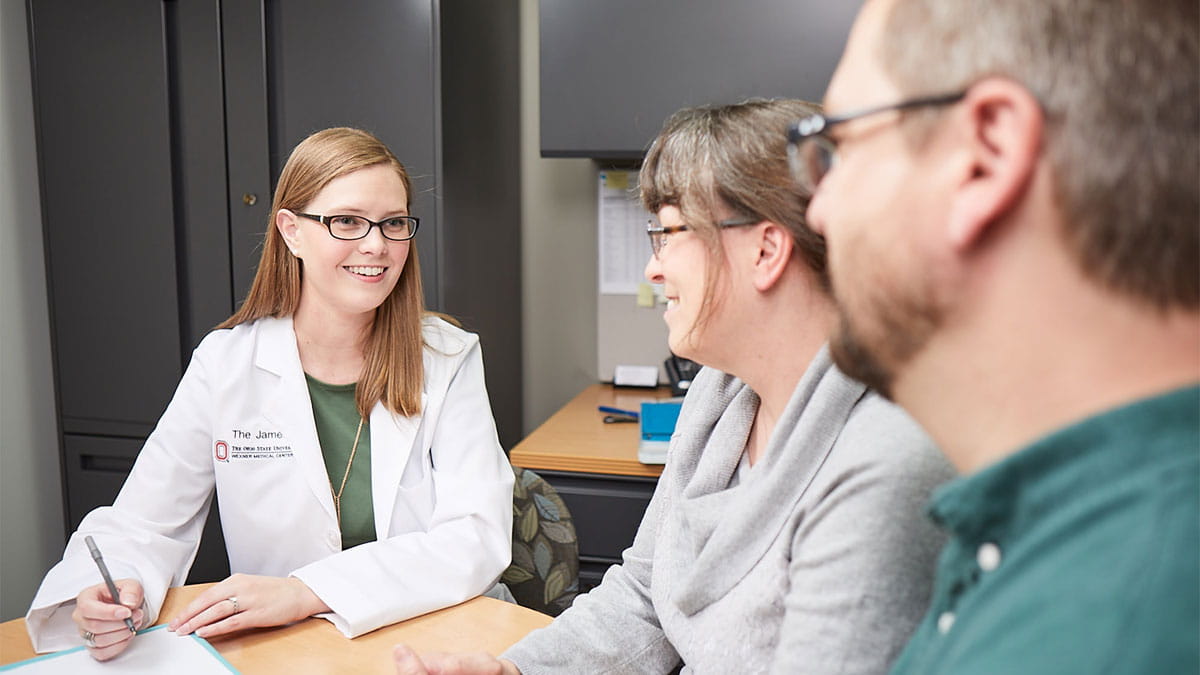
xmin=827 ymin=276 xmax=944 ymax=401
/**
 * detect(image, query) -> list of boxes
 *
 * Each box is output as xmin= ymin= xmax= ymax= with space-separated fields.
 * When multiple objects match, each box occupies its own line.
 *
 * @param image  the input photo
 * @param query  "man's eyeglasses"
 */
xmin=786 ymin=91 xmax=966 ymax=193
xmin=297 ymin=213 xmax=420 ymax=241
xmin=646 ymin=216 xmax=761 ymax=259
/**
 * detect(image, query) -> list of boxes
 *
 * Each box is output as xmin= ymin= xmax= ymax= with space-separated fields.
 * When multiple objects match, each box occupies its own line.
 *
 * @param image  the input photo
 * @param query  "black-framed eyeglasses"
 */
xmin=297 ymin=212 xmax=420 ymax=241
xmin=786 ymin=91 xmax=966 ymax=193
xmin=646 ymin=215 xmax=761 ymax=259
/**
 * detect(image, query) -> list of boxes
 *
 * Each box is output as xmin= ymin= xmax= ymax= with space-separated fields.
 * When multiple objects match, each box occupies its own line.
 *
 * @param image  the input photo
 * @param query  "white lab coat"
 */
xmin=26 ymin=315 xmax=514 ymax=652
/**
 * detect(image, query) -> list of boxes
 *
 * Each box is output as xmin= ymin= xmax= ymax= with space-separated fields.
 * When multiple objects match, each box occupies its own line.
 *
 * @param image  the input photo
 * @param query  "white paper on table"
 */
xmin=0 ymin=625 xmax=238 ymax=674
xmin=598 ymin=170 xmax=652 ymax=295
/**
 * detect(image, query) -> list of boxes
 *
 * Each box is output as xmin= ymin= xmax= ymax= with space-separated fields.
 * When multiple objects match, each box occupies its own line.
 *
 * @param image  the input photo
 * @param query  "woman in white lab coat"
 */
xmin=26 ymin=127 xmax=514 ymax=659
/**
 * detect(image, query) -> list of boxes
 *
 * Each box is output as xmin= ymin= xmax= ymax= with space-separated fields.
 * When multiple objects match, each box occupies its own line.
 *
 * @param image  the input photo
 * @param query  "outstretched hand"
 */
xmin=392 ymin=645 xmax=522 ymax=675
xmin=168 ymin=573 xmax=329 ymax=639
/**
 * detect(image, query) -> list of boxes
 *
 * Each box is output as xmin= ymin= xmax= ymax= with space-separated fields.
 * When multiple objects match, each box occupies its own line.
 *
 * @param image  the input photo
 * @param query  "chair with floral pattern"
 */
xmin=501 ymin=466 xmax=580 ymax=616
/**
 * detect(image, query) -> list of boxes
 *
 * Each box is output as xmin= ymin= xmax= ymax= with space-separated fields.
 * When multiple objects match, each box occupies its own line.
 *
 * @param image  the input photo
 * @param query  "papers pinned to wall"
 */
xmin=598 ymin=170 xmax=651 ymax=295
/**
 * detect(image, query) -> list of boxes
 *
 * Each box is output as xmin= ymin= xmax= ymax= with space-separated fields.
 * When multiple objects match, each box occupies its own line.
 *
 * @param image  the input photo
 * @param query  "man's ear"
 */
xmin=752 ymin=222 xmax=795 ymax=292
xmin=276 ymin=209 xmax=301 ymax=255
xmin=945 ymin=77 xmax=1043 ymax=251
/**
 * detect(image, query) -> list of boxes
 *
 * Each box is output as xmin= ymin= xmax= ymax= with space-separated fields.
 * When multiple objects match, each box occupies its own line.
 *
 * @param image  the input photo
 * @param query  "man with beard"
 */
xmin=796 ymin=0 xmax=1199 ymax=672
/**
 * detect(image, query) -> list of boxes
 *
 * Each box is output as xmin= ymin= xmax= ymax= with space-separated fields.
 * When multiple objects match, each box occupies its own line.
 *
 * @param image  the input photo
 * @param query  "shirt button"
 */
xmin=977 ymin=542 xmax=1002 ymax=572
xmin=328 ymin=531 xmax=340 ymax=548
xmin=937 ymin=611 xmax=956 ymax=634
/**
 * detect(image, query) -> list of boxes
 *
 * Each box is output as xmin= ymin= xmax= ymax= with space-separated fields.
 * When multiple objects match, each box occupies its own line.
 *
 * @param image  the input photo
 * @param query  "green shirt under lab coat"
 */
xmin=306 ymin=374 xmax=376 ymax=550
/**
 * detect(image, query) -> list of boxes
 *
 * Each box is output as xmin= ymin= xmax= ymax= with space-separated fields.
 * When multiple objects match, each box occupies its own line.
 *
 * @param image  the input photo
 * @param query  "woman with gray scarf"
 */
xmin=395 ymin=99 xmax=955 ymax=675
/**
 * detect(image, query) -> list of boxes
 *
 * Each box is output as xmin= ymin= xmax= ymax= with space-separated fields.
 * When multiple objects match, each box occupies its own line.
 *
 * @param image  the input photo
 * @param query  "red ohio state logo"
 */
xmin=214 ymin=440 xmax=229 ymax=462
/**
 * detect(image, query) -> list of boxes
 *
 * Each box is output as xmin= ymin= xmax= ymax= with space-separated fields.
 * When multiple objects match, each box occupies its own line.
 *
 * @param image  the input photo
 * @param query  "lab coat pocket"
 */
xmin=392 ymin=446 xmax=435 ymax=533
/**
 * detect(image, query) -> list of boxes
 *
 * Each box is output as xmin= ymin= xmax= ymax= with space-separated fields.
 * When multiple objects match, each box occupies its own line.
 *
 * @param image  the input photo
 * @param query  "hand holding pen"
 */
xmin=85 ymin=536 xmax=136 ymax=634
xmin=71 ymin=536 xmax=144 ymax=661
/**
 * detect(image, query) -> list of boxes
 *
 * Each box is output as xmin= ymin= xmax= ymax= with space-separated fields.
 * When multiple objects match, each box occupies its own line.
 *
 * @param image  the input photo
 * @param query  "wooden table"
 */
xmin=0 ymin=584 xmax=552 ymax=673
xmin=509 ymin=383 xmax=673 ymax=478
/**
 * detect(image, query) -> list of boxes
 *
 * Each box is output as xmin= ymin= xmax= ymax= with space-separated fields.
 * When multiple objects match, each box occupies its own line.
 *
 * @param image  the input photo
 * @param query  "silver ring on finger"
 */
xmin=81 ymin=629 xmax=97 ymax=649
xmin=227 ymin=596 xmax=240 ymax=613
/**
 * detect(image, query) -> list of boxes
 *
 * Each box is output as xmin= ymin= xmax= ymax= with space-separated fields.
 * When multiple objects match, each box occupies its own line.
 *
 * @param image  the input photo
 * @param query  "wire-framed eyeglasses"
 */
xmin=785 ymin=91 xmax=966 ymax=193
xmin=297 ymin=212 xmax=420 ymax=241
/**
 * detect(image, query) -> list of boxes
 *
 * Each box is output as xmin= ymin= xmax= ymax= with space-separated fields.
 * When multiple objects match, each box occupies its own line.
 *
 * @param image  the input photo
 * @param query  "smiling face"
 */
xmin=278 ymin=163 xmax=411 ymax=324
xmin=644 ymin=205 xmax=738 ymax=364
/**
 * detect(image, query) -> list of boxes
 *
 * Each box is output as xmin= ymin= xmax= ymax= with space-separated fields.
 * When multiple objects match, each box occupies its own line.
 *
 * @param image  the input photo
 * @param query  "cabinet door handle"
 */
xmin=80 ymin=454 xmax=136 ymax=473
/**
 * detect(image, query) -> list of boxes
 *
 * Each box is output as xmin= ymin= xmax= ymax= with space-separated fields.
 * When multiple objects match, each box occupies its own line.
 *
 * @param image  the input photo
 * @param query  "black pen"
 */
xmin=84 ymin=535 xmax=137 ymax=633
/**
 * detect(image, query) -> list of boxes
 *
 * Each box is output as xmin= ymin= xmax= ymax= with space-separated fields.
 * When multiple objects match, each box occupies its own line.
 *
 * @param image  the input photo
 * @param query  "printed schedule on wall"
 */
xmin=598 ymin=170 xmax=651 ymax=295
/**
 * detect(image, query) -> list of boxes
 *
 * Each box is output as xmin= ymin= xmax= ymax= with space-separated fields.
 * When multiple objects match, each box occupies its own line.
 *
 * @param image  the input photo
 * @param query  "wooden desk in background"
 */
xmin=510 ymin=383 xmax=672 ymax=477
xmin=0 ymin=584 xmax=551 ymax=674
xmin=510 ymin=384 xmax=673 ymax=589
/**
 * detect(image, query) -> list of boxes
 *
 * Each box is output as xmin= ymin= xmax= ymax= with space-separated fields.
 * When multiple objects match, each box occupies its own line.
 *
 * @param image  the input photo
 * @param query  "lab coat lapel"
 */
xmin=256 ymin=317 xmax=339 ymax=524
xmin=369 ymin=393 xmax=425 ymax=537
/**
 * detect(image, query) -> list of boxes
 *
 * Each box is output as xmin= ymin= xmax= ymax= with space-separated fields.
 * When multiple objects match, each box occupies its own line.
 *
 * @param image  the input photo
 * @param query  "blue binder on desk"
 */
xmin=638 ymin=401 xmax=682 ymax=465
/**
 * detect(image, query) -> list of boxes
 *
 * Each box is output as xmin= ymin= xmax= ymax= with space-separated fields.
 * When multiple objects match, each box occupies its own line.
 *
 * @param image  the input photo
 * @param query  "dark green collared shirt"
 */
xmin=891 ymin=385 xmax=1199 ymax=674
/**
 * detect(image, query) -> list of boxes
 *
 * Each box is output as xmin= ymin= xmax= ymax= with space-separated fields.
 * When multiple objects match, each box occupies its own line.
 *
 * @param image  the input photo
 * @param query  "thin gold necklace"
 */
xmin=331 ymin=416 xmax=365 ymax=529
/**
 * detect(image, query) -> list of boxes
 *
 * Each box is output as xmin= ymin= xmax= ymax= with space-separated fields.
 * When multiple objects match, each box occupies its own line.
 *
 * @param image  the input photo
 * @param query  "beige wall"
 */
xmin=518 ymin=0 xmax=602 ymax=431
xmin=518 ymin=0 xmax=671 ymax=432
xmin=0 ymin=0 xmax=66 ymax=621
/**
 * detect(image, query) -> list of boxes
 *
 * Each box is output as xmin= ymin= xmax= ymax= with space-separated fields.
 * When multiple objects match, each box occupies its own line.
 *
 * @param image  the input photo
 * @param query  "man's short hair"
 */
xmin=880 ymin=0 xmax=1198 ymax=311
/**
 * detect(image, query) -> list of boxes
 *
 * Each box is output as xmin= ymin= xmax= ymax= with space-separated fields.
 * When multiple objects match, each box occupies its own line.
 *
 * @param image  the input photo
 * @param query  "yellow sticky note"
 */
xmin=636 ymin=282 xmax=655 ymax=307
xmin=604 ymin=171 xmax=630 ymax=190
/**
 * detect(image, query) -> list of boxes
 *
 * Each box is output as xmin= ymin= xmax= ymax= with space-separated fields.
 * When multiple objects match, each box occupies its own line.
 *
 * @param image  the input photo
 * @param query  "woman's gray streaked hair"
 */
xmin=639 ymin=98 xmax=829 ymax=335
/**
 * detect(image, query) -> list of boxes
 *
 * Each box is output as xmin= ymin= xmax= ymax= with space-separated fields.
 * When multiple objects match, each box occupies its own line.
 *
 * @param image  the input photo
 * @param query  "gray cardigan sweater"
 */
xmin=504 ymin=347 xmax=955 ymax=674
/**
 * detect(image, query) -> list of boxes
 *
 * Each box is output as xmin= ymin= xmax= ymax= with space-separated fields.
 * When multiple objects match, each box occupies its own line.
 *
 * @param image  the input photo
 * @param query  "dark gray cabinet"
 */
xmin=539 ymin=0 xmax=863 ymax=158
xmin=535 ymin=470 xmax=658 ymax=591
xmin=31 ymin=1 xmax=189 ymax=439
xmin=28 ymin=0 xmax=520 ymax=583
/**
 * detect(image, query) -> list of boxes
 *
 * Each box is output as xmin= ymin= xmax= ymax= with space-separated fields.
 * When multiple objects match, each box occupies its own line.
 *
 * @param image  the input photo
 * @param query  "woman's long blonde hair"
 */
xmin=218 ymin=127 xmax=427 ymax=417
